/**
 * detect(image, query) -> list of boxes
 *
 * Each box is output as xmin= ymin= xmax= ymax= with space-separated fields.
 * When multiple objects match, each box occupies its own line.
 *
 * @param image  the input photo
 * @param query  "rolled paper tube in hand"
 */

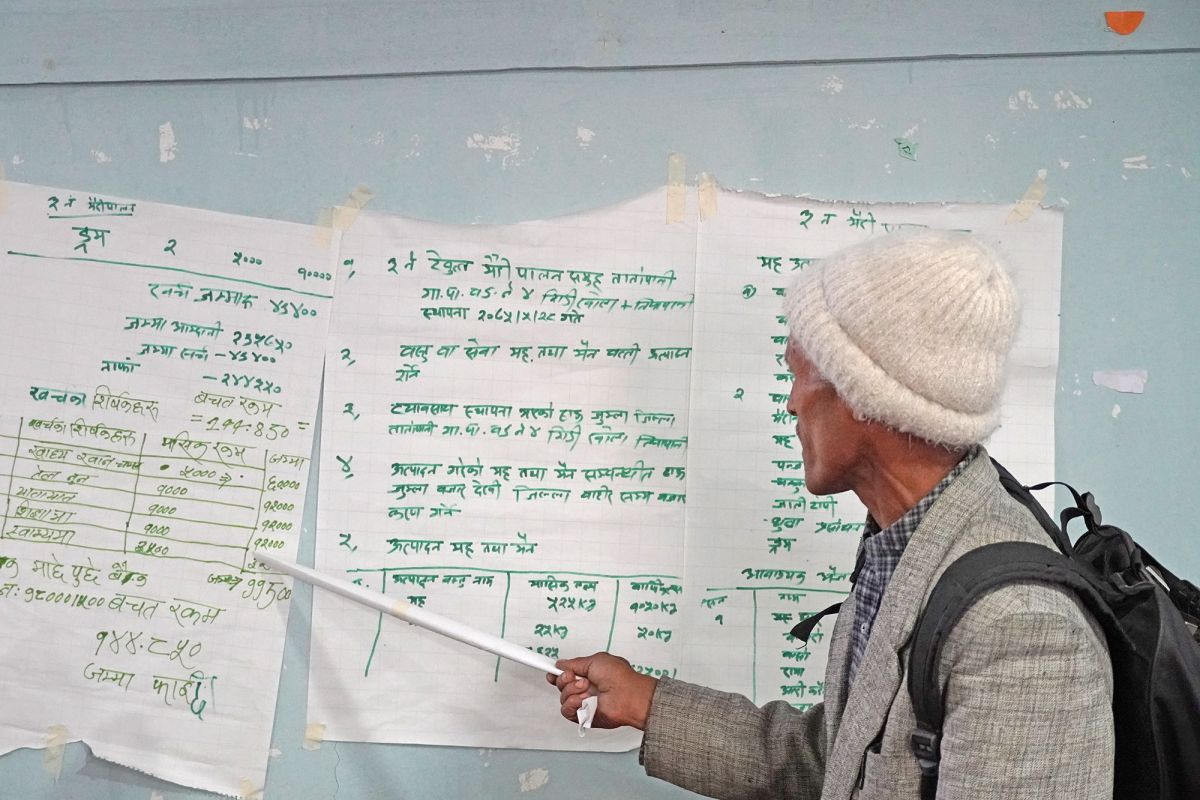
xmin=253 ymin=551 xmax=563 ymax=677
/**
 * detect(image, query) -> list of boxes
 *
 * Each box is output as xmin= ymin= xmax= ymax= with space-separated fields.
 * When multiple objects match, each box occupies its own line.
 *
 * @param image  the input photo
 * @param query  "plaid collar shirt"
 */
xmin=846 ymin=447 xmax=978 ymax=686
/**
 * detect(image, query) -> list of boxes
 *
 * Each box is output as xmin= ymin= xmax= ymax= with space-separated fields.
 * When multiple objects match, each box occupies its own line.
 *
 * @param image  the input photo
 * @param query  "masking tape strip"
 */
xmin=315 ymin=184 xmax=374 ymax=247
xmin=666 ymin=153 xmax=686 ymax=224
xmin=1006 ymin=168 xmax=1047 ymax=223
xmin=698 ymin=172 xmax=718 ymax=220
xmin=303 ymin=721 xmax=327 ymax=751
xmin=239 ymin=778 xmax=263 ymax=800
xmin=44 ymin=724 xmax=69 ymax=780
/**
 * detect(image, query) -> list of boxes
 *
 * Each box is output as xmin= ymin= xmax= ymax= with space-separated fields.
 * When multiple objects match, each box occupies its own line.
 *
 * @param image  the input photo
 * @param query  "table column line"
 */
xmin=121 ymin=432 xmax=148 ymax=555
xmin=0 ymin=416 xmax=24 ymax=540
xmin=605 ymin=578 xmax=621 ymax=651
xmin=242 ymin=447 xmax=269 ymax=571
xmin=365 ymin=570 xmax=387 ymax=678
xmin=493 ymin=570 xmax=512 ymax=683
xmin=751 ymin=588 xmax=759 ymax=703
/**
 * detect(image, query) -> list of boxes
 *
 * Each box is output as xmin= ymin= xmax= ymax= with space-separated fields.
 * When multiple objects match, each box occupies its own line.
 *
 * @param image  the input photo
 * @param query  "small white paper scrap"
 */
xmin=1093 ymin=369 xmax=1148 ymax=394
xmin=576 ymin=697 xmax=598 ymax=737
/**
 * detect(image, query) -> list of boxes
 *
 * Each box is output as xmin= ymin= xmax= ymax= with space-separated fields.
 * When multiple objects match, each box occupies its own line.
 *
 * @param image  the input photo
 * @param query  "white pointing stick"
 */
xmin=254 ymin=551 xmax=564 ymax=677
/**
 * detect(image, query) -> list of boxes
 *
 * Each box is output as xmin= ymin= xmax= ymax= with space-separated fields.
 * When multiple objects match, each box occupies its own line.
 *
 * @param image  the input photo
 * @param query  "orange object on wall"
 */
xmin=1105 ymin=11 xmax=1145 ymax=35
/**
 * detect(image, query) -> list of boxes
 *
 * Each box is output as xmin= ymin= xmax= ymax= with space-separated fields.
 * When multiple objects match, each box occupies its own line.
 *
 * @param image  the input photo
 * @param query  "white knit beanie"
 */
xmin=782 ymin=230 xmax=1020 ymax=447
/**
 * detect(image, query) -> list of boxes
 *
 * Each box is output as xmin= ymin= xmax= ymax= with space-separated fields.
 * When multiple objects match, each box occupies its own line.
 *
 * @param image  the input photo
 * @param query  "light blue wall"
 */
xmin=2 ymin=3 xmax=1198 ymax=798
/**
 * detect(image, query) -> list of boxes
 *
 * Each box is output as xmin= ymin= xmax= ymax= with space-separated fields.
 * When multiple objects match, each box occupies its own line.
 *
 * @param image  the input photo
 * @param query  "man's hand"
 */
xmin=546 ymin=652 xmax=658 ymax=730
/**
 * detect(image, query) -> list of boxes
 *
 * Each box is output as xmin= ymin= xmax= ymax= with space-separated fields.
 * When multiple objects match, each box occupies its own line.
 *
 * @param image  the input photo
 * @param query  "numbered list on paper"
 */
xmin=0 ymin=182 xmax=335 ymax=796
xmin=311 ymin=191 xmax=698 ymax=750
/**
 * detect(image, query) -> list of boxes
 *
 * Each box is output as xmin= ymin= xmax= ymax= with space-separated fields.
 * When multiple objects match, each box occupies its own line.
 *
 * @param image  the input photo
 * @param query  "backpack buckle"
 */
xmin=910 ymin=727 xmax=941 ymax=773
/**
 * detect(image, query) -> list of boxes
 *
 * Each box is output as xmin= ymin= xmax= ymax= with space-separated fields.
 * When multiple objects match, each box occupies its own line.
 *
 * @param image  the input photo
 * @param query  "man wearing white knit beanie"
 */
xmin=552 ymin=231 xmax=1112 ymax=800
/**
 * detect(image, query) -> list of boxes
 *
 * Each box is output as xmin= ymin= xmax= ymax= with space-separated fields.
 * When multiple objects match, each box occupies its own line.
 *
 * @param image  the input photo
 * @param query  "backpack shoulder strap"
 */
xmin=790 ymin=542 xmax=870 ymax=642
xmin=990 ymin=457 xmax=1075 ymax=555
xmin=906 ymin=541 xmax=1110 ymax=800
xmin=790 ymin=600 xmax=842 ymax=643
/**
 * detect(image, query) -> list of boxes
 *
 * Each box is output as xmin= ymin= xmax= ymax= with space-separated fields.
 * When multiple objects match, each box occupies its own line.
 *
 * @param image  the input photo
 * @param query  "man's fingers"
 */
xmin=559 ymin=678 xmax=589 ymax=706
xmin=555 ymin=656 xmax=594 ymax=679
xmin=560 ymin=693 xmax=584 ymax=720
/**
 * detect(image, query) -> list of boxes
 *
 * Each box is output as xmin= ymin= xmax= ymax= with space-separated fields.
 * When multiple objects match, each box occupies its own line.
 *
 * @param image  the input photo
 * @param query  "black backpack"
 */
xmin=792 ymin=459 xmax=1200 ymax=799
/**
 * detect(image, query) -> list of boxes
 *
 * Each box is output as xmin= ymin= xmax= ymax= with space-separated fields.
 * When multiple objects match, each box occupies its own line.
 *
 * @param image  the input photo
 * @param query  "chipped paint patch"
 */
xmin=269 ymin=748 xmax=283 ymax=759
xmin=91 ymin=149 xmax=112 ymax=164
xmin=406 ymin=134 xmax=422 ymax=159
xmin=158 ymin=122 xmax=177 ymax=163
xmin=242 ymin=116 xmax=271 ymax=130
xmin=1007 ymin=90 xmax=1038 ymax=110
xmin=1058 ymin=158 xmax=1070 ymax=169
xmin=467 ymin=130 xmax=523 ymax=168
xmin=11 ymin=155 xmax=23 ymax=166
xmin=821 ymin=75 xmax=844 ymax=94
xmin=848 ymin=118 xmax=877 ymax=130
xmin=984 ymin=133 xmax=998 ymax=148
xmin=1123 ymin=155 xmax=1149 ymax=170
xmin=1053 ymin=90 xmax=1092 ymax=109
xmin=1112 ymin=404 xmax=1121 ymax=418
xmin=519 ymin=768 xmax=550 ymax=792
xmin=1182 ymin=166 xmax=1192 ymax=178
xmin=151 ymin=792 xmax=165 ymax=800
xmin=576 ymin=127 xmax=596 ymax=148
xmin=367 ymin=131 xmax=385 ymax=146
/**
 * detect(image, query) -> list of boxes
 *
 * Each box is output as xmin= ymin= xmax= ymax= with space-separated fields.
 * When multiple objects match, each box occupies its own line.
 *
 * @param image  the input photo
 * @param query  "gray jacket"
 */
xmin=641 ymin=453 xmax=1114 ymax=799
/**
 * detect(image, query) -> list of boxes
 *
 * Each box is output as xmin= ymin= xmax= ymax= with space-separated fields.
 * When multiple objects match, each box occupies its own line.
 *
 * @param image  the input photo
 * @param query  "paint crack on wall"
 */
xmin=332 ymin=741 xmax=342 ymax=800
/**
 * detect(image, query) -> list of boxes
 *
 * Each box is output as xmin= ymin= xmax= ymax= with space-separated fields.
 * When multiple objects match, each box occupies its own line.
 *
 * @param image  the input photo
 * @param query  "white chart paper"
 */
xmin=680 ymin=191 xmax=1063 ymax=703
xmin=0 ymin=182 xmax=336 ymax=795
xmin=313 ymin=189 xmax=1062 ymax=749
xmin=311 ymin=189 xmax=697 ymax=750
